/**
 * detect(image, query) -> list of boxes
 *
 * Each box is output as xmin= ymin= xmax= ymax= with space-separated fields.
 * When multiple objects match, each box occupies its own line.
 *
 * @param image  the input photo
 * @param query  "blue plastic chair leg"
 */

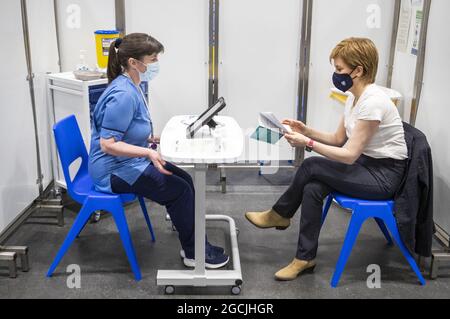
xmin=374 ymin=217 xmax=393 ymax=246
xmin=331 ymin=212 xmax=365 ymax=288
xmin=384 ymin=216 xmax=426 ymax=286
xmin=138 ymin=196 xmax=156 ymax=243
xmin=110 ymin=203 xmax=142 ymax=281
xmin=321 ymin=195 xmax=333 ymax=225
xmin=47 ymin=198 xmax=95 ymax=277
xmin=76 ymin=218 xmax=91 ymax=238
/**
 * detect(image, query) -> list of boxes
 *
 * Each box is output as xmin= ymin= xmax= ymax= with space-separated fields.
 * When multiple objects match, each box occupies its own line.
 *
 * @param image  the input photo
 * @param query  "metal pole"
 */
xmin=194 ymin=164 xmax=207 ymax=277
xmin=294 ymin=0 xmax=313 ymax=166
xmin=115 ymin=0 xmax=126 ymax=35
xmin=208 ymin=0 xmax=219 ymax=107
xmin=387 ymin=0 xmax=402 ymax=88
xmin=20 ymin=0 xmax=44 ymax=197
xmin=410 ymin=0 xmax=432 ymax=126
xmin=49 ymin=0 xmax=63 ymax=197
xmin=53 ymin=0 xmax=62 ymax=72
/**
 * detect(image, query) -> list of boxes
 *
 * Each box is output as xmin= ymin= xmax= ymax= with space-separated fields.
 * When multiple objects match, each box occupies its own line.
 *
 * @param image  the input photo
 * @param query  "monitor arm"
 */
xmin=207 ymin=118 xmax=218 ymax=129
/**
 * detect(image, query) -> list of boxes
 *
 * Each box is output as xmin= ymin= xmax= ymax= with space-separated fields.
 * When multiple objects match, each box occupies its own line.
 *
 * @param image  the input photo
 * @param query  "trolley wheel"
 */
xmin=91 ymin=211 xmax=102 ymax=223
xmin=165 ymin=285 xmax=175 ymax=295
xmin=231 ymin=285 xmax=241 ymax=295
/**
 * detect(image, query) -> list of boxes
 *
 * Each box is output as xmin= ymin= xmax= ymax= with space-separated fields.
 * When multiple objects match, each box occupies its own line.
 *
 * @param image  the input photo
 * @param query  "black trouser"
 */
xmin=273 ymin=155 xmax=406 ymax=261
xmin=111 ymin=162 xmax=197 ymax=258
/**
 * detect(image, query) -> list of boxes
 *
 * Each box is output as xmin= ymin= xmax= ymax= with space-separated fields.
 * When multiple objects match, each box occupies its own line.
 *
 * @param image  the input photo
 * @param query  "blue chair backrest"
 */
xmin=53 ymin=115 xmax=89 ymax=200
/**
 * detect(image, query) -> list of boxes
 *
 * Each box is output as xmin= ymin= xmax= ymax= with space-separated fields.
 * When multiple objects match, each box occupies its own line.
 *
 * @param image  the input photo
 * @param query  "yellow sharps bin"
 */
xmin=95 ymin=30 xmax=121 ymax=69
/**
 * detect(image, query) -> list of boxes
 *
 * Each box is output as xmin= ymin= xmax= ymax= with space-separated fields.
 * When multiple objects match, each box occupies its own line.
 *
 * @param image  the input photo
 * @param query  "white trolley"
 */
xmin=158 ymin=115 xmax=244 ymax=295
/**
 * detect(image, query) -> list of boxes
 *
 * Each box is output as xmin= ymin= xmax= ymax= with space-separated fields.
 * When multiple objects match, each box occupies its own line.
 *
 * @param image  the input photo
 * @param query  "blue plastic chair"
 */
xmin=322 ymin=192 xmax=426 ymax=288
xmin=46 ymin=115 xmax=155 ymax=281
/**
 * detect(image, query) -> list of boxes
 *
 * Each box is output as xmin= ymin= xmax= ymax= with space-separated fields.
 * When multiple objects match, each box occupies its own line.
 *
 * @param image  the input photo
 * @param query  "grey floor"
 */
xmin=1 ymin=167 xmax=449 ymax=299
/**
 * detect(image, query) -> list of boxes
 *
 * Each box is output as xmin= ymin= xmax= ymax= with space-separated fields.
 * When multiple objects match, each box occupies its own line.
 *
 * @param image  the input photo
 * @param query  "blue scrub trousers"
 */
xmin=110 ymin=162 xmax=196 ymax=258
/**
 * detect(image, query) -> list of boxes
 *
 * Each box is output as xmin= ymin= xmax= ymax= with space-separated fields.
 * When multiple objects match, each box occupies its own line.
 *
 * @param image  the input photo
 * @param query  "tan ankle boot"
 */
xmin=274 ymin=258 xmax=316 ymax=281
xmin=245 ymin=209 xmax=290 ymax=230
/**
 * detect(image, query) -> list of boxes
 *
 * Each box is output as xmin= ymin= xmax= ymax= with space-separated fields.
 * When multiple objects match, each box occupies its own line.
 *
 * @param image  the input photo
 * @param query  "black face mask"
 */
xmin=332 ymin=68 xmax=357 ymax=92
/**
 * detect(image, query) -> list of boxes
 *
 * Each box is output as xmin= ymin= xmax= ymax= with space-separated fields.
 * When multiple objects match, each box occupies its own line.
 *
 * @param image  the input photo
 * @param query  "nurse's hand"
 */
xmin=284 ymin=132 xmax=309 ymax=148
xmin=282 ymin=119 xmax=308 ymax=135
xmin=148 ymin=150 xmax=173 ymax=176
xmin=148 ymin=136 xmax=160 ymax=144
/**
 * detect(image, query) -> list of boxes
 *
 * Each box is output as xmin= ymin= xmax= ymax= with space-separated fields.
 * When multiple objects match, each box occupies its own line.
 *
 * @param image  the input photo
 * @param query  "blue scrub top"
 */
xmin=88 ymin=74 xmax=152 ymax=193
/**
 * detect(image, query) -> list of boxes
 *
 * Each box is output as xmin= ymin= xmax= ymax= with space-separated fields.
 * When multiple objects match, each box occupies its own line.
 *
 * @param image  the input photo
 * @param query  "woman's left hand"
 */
xmin=284 ymin=132 xmax=309 ymax=148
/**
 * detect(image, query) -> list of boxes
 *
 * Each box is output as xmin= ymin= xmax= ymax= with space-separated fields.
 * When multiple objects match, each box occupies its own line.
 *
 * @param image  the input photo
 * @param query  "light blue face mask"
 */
xmin=138 ymin=61 xmax=160 ymax=82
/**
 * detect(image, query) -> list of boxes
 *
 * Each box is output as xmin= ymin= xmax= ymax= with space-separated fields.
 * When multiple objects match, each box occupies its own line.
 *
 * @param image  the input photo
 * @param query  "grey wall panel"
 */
xmin=126 ymin=0 xmax=209 ymax=136
xmin=306 ymin=0 xmax=395 ymax=157
xmin=391 ymin=0 xmax=424 ymax=122
xmin=26 ymin=0 xmax=60 ymax=189
xmin=414 ymin=0 xmax=450 ymax=235
xmin=0 ymin=0 xmax=39 ymax=233
xmin=56 ymin=0 xmax=116 ymax=71
xmin=218 ymin=0 xmax=301 ymax=161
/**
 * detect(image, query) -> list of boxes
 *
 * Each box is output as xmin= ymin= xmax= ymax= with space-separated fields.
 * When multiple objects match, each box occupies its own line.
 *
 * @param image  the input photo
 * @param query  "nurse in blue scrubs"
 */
xmin=88 ymin=33 xmax=229 ymax=269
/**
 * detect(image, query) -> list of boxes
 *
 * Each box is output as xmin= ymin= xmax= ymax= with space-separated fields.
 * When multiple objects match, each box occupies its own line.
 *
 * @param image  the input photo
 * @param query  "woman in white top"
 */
xmin=245 ymin=37 xmax=408 ymax=281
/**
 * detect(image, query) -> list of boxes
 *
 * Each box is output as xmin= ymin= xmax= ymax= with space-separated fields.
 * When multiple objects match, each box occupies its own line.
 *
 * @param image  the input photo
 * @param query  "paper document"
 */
xmin=258 ymin=112 xmax=292 ymax=134
xmin=250 ymin=112 xmax=292 ymax=145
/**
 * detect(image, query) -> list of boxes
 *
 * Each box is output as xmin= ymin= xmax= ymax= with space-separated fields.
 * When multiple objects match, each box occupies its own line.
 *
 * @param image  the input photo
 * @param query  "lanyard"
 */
xmin=137 ymin=85 xmax=154 ymax=138
xmin=137 ymin=85 xmax=158 ymax=150
xmin=123 ymin=73 xmax=154 ymax=138
xmin=122 ymin=73 xmax=157 ymax=150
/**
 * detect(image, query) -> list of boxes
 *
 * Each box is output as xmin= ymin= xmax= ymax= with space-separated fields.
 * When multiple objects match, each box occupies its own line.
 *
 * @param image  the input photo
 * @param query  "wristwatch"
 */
xmin=305 ymin=139 xmax=315 ymax=152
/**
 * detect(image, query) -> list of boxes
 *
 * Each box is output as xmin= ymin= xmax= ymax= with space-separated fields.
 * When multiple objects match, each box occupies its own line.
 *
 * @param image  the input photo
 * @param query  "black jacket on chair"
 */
xmin=394 ymin=122 xmax=435 ymax=257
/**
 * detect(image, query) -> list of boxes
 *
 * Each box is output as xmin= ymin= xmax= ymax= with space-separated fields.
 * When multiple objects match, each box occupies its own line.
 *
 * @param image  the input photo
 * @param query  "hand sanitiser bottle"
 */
xmin=76 ymin=50 xmax=89 ymax=71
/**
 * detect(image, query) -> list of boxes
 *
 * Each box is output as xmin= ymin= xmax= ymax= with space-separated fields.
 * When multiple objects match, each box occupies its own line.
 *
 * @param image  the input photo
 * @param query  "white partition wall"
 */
xmin=126 ymin=0 xmax=210 ymax=136
xmin=0 ymin=0 xmax=39 ymax=233
xmin=56 ymin=0 xmax=116 ymax=71
xmin=26 ymin=0 xmax=60 ymax=189
xmin=218 ymin=0 xmax=302 ymax=161
xmin=306 ymin=0 xmax=395 ymax=142
xmin=415 ymin=0 xmax=450 ymax=237
xmin=391 ymin=0 xmax=424 ymax=121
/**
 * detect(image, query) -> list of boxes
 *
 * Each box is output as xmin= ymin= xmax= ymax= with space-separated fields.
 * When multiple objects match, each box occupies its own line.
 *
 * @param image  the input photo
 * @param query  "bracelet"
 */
xmin=305 ymin=139 xmax=315 ymax=152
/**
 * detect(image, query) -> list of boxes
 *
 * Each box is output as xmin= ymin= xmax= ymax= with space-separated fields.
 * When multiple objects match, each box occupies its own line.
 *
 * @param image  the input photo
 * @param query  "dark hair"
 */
xmin=107 ymin=33 xmax=164 ymax=83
